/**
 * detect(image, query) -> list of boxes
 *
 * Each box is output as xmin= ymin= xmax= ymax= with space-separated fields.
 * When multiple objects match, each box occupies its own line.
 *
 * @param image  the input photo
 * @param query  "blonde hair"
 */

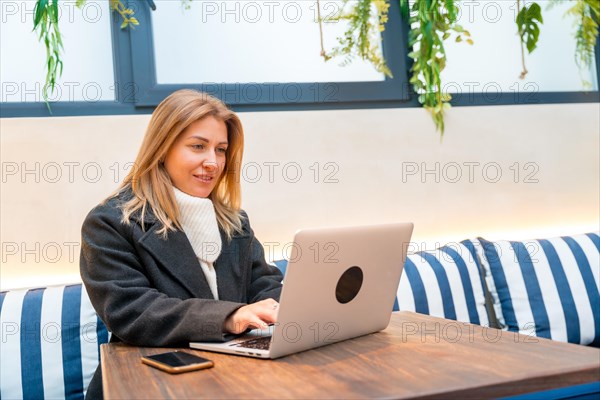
xmin=111 ymin=89 xmax=244 ymax=239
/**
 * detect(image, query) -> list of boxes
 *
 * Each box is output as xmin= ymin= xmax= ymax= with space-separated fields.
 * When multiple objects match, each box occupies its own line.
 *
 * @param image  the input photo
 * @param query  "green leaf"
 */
xmin=445 ymin=0 xmax=457 ymax=21
xmin=33 ymin=0 xmax=48 ymax=28
xmin=409 ymin=74 xmax=420 ymax=84
xmin=527 ymin=3 xmax=543 ymax=23
xmin=400 ymin=0 xmax=409 ymax=18
xmin=517 ymin=2 xmax=544 ymax=54
xmin=47 ymin=57 xmax=55 ymax=77
xmin=50 ymin=0 xmax=59 ymax=24
xmin=55 ymin=28 xmax=63 ymax=48
xmin=526 ymin=24 xmax=540 ymax=52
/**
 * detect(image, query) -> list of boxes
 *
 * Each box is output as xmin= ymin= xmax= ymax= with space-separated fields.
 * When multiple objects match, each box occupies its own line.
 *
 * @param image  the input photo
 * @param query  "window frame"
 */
xmin=0 ymin=0 xmax=598 ymax=118
xmin=128 ymin=0 xmax=411 ymax=108
xmin=446 ymin=35 xmax=600 ymax=106
xmin=0 ymin=6 xmax=144 ymax=118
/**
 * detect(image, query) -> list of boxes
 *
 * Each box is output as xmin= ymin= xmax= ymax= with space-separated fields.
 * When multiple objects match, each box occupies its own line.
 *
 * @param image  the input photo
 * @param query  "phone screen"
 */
xmin=145 ymin=351 xmax=212 ymax=367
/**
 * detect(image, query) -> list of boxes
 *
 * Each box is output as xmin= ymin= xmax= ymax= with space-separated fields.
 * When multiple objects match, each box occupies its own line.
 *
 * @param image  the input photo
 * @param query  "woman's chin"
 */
xmin=191 ymin=190 xmax=211 ymax=198
xmin=178 ymin=186 xmax=212 ymax=198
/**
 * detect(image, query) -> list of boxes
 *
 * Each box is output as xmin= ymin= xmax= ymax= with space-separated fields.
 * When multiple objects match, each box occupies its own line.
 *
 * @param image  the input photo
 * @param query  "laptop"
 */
xmin=190 ymin=222 xmax=414 ymax=359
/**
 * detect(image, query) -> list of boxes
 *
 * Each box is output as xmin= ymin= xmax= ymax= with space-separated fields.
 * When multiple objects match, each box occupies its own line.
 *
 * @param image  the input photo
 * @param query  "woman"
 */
xmin=80 ymin=89 xmax=283 ymax=399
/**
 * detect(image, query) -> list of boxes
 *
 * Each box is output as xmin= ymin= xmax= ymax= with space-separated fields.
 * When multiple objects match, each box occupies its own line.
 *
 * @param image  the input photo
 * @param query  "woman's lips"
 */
xmin=193 ymin=174 xmax=213 ymax=183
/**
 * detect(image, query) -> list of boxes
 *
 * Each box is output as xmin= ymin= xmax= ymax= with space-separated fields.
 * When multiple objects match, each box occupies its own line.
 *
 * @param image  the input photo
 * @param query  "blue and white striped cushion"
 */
xmin=395 ymin=240 xmax=491 ymax=326
xmin=477 ymin=233 xmax=600 ymax=346
xmin=0 ymin=284 xmax=109 ymax=400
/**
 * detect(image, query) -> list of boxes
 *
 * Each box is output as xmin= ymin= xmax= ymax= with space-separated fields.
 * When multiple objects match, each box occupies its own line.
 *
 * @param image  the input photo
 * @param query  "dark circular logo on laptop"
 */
xmin=335 ymin=266 xmax=363 ymax=304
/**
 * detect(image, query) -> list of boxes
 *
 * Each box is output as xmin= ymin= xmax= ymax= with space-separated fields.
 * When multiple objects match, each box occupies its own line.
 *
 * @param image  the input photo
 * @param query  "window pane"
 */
xmin=1 ymin=0 xmax=115 ymax=102
xmin=152 ymin=0 xmax=385 ymax=83
xmin=440 ymin=0 xmax=597 ymax=94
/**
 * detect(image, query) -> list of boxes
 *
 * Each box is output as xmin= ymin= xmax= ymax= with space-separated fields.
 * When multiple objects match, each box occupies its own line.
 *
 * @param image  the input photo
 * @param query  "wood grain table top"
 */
xmin=101 ymin=311 xmax=600 ymax=399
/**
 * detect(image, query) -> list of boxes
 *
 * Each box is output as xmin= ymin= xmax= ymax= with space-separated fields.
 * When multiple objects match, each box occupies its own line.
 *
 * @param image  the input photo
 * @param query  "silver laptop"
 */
xmin=190 ymin=222 xmax=414 ymax=359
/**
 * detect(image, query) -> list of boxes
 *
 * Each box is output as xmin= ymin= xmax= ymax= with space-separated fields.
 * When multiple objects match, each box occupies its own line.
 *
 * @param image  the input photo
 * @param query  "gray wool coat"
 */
xmin=80 ymin=189 xmax=283 ymax=398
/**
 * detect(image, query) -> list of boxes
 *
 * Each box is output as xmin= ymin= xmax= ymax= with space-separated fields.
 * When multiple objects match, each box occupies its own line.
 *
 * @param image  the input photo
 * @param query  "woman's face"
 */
xmin=164 ymin=116 xmax=228 ymax=198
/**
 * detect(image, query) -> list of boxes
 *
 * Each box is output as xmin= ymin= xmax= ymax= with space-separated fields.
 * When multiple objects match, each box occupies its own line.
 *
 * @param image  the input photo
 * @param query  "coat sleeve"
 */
xmin=241 ymin=212 xmax=284 ymax=303
xmin=79 ymin=203 xmax=243 ymax=346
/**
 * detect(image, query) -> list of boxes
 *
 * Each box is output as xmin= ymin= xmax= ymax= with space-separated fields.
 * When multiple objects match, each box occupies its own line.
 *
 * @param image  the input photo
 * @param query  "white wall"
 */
xmin=1 ymin=103 xmax=599 ymax=289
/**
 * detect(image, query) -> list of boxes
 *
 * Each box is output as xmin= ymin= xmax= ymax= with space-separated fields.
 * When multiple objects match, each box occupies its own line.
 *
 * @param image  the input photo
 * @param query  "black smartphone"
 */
xmin=141 ymin=351 xmax=214 ymax=374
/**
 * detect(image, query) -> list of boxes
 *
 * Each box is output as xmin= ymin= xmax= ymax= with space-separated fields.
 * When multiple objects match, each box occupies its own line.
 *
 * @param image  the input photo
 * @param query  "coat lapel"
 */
xmin=137 ymin=222 xmax=213 ymax=298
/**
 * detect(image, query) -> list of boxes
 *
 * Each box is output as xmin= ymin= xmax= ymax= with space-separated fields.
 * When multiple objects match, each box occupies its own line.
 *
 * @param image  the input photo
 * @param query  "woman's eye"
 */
xmin=217 ymin=147 xmax=228 ymax=153
xmin=191 ymin=144 xmax=204 ymax=150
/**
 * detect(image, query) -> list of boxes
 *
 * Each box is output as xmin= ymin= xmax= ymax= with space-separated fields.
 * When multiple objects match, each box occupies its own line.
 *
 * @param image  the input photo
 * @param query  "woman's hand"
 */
xmin=223 ymin=298 xmax=279 ymax=334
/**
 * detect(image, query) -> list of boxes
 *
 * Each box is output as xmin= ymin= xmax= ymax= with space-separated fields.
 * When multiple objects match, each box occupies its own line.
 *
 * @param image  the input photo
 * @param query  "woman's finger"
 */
xmin=224 ymin=300 xmax=280 ymax=334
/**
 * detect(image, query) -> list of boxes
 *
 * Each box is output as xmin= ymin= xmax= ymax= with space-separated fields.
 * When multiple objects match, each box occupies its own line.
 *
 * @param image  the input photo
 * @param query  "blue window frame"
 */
xmin=0 ymin=0 xmax=598 ymax=118
xmin=128 ymin=0 xmax=410 ymax=109
xmin=130 ymin=0 xmax=409 ymax=111
xmin=448 ymin=38 xmax=600 ymax=107
xmin=1 ymin=0 xmax=411 ymax=118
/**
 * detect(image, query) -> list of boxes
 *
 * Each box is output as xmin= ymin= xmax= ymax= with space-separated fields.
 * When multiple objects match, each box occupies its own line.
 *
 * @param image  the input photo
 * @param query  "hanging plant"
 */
xmin=400 ymin=0 xmax=472 ymax=135
xmin=317 ymin=0 xmax=471 ymax=135
xmin=110 ymin=0 xmax=140 ymax=29
xmin=552 ymin=0 xmax=599 ymax=88
xmin=567 ymin=0 xmax=600 ymax=69
xmin=34 ymin=0 xmax=139 ymax=106
xmin=33 ymin=0 xmax=63 ymax=106
xmin=31 ymin=0 xmax=599 ymax=128
xmin=516 ymin=0 xmax=599 ymax=82
xmin=318 ymin=0 xmax=392 ymax=77
xmin=516 ymin=1 xmax=543 ymax=79
xmin=322 ymin=0 xmax=597 ymax=135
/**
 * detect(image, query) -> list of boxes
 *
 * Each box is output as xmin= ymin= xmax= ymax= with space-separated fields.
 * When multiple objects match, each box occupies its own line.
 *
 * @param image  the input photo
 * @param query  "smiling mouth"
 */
xmin=193 ymin=174 xmax=214 ymax=183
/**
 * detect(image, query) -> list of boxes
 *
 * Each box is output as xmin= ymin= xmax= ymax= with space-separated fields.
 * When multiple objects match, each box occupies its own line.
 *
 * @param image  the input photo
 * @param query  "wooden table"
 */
xmin=101 ymin=312 xmax=600 ymax=399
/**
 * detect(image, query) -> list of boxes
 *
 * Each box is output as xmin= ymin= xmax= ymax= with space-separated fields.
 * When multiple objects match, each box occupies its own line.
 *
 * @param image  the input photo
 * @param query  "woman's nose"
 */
xmin=203 ymin=151 xmax=218 ymax=171
xmin=204 ymin=161 xmax=217 ymax=172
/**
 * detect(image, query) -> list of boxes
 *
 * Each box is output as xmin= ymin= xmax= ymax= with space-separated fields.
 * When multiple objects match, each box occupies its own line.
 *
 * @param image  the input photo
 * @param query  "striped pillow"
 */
xmin=477 ymin=233 xmax=600 ymax=346
xmin=395 ymin=240 xmax=491 ymax=326
xmin=0 ymin=284 xmax=109 ymax=400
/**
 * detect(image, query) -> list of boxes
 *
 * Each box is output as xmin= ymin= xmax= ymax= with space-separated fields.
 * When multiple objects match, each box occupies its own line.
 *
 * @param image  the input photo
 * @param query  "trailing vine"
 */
xmin=319 ymin=0 xmax=392 ymax=77
xmin=33 ymin=0 xmax=63 ymax=106
xmin=32 ymin=0 xmax=600 ymax=130
xmin=34 ymin=0 xmax=138 ymax=105
xmin=322 ymin=0 xmax=597 ymax=135
xmin=316 ymin=0 xmax=470 ymax=134
xmin=400 ymin=0 xmax=472 ymax=135
xmin=517 ymin=0 xmax=599 ymax=82
xmin=556 ymin=0 xmax=600 ymax=73
xmin=516 ymin=1 xmax=543 ymax=79
xmin=110 ymin=0 xmax=139 ymax=29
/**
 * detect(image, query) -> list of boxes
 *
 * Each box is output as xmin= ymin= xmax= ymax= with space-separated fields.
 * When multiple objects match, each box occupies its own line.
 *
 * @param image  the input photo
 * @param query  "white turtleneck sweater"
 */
xmin=172 ymin=187 xmax=222 ymax=300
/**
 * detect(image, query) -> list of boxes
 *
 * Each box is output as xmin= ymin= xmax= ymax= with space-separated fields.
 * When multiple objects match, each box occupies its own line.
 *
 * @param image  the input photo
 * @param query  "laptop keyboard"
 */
xmin=230 ymin=336 xmax=272 ymax=350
